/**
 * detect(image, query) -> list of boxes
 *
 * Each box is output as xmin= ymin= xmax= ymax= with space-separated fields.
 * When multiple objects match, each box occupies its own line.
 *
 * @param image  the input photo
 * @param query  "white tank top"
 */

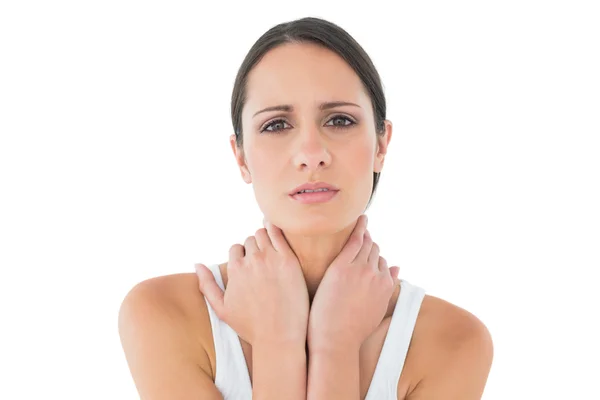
xmin=202 ymin=263 xmax=426 ymax=400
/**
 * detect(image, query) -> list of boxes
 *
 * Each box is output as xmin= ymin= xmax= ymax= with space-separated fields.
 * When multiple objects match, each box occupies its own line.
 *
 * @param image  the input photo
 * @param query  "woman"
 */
xmin=118 ymin=16 xmax=494 ymax=400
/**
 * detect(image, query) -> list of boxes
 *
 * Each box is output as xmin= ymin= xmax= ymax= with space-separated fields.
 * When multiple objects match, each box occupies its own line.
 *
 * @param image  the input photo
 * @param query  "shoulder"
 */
xmin=407 ymin=294 xmax=494 ymax=399
xmin=118 ymin=272 xmax=216 ymax=380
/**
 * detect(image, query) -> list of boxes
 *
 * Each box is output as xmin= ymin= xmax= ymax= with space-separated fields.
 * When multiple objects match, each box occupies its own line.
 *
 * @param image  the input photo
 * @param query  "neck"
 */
xmin=281 ymin=219 xmax=358 ymax=303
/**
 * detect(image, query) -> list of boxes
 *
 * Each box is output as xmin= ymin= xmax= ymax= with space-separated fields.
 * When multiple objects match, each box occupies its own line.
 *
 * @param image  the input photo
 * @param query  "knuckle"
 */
xmin=228 ymin=259 xmax=242 ymax=270
xmin=249 ymin=250 xmax=264 ymax=263
xmin=359 ymin=266 xmax=372 ymax=278
xmin=351 ymin=234 xmax=363 ymax=247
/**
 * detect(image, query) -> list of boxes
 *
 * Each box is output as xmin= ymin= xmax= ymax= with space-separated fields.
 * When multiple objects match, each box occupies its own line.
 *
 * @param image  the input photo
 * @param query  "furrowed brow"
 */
xmin=252 ymin=101 xmax=360 ymax=118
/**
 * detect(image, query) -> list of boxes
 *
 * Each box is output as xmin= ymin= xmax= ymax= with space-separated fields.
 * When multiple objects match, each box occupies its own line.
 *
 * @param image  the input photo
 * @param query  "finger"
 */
xmin=389 ymin=266 xmax=400 ymax=281
xmin=366 ymin=237 xmax=380 ymax=269
xmin=263 ymin=218 xmax=292 ymax=255
xmin=195 ymin=263 xmax=226 ymax=320
xmin=340 ymin=214 xmax=369 ymax=262
xmin=355 ymin=229 xmax=374 ymax=264
xmin=377 ymin=256 xmax=388 ymax=274
xmin=254 ymin=228 xmax=272 ymax=251
xmin=244 ymin=235 xmax=259 ymax=256
xmin=229 ymin=243 xmax=245 ymax=261
xmin=359 ymin=214 xmax=368 ymax=233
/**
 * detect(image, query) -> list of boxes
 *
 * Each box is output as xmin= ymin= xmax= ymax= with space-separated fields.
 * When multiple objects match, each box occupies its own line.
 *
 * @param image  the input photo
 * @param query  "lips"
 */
xmin=290 ymin=189 xmax=339 ymax=204
xmin=289 ymin=181 xmax=339 ymax=195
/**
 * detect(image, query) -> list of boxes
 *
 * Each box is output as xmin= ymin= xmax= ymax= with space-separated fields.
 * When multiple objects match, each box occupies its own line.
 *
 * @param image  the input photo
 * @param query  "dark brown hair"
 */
xmin=230 ymin=16 xmax=387 ymax=210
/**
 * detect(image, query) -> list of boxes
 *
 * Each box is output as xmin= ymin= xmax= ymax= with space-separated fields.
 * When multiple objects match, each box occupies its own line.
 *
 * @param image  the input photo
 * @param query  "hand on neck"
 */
xmin=280 ymin=218 xmax=359 ymax=303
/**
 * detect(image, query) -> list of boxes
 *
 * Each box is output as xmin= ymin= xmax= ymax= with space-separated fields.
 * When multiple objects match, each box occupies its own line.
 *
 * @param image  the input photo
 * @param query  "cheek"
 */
xmin=245 ymin=145 xmax=284 ymax=196
xmin=244 ymin=141 xmax=268 ymax=172
xmin=347 ymin=139 xmax=375 ymax=173
xmin=350 ymin=141 xmax=377 ymax=194
xmin=250 ymin=146 xmax=281 ymax=176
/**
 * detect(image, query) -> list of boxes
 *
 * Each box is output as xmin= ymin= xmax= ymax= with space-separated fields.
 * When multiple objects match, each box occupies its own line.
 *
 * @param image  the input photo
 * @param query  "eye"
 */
xmin=260 ymin=118 xmax=291 ymax=133
xmin=259 ymin=115 xmax=356 ymax=134
xmin=325 ymin=115 xmax=356 ymax=130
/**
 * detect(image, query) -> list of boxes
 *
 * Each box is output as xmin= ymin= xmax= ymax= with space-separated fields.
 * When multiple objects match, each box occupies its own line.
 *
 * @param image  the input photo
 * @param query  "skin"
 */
xmin=223 ymin=41 xmax=493 ymax=398
xmin=230 ymin=41 xmax=392 ymax=303
xmin=118 ymin=41 xmax=493 ymax=400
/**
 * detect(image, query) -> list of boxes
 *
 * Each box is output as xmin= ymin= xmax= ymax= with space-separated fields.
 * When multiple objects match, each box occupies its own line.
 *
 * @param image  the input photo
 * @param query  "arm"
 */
xmin=118 ymin=278 xmax=224 ymax=400
xmin=407 ymin=316 xmax=494 ymax=400
xmin=306 ymin=344 xmax=361 ymax=400
xmin=252 ymin=340 xmax=307 ymax=400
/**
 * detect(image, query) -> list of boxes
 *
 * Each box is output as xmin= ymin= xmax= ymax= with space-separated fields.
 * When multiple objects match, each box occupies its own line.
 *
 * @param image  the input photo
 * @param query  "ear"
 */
xmin=229 ymin=134 xmax=252 ymax=184
xmin=374 ymin=120 xmax=392 ymax=173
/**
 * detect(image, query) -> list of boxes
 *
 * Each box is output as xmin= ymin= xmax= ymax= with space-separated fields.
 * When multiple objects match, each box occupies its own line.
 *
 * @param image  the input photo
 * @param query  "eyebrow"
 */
xmin=252 ymin=101 xmax=361 ymax=118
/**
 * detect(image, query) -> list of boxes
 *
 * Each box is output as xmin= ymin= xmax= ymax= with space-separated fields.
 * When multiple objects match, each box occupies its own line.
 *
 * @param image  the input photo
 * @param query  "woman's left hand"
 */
xmin=307 ymin=215 xmax=400 ymax=352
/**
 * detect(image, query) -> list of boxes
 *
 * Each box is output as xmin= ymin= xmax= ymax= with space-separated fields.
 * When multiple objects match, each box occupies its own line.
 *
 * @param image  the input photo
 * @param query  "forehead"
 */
xmin=244 ymin=42 xmax=370 ymax=114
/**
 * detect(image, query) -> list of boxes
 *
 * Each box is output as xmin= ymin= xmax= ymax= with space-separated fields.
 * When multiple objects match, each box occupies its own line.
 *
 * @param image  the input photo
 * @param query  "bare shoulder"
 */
xmin=406 ymin=294 xmax=494 ymax=400
xmin=118 ymin=272 xmax=221 ymax=399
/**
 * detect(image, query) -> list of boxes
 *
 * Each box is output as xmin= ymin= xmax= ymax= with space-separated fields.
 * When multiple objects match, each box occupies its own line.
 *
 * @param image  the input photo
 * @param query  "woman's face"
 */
xmin=232 ymin=42 xmax=391 ymax=234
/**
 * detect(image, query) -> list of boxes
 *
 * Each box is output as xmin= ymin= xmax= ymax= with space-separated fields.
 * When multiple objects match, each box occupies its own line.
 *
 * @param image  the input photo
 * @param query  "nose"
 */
xmin=293 ymin=126 xmax=332 ymax=172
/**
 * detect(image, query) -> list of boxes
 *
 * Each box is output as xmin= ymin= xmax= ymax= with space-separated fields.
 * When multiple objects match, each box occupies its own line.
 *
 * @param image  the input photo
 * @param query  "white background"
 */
xmin=1 ymin=1 xmax=598 ymax=398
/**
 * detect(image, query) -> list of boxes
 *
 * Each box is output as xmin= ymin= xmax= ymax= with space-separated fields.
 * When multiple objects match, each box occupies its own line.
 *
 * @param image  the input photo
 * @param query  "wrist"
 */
xmin=253 ymin=337 xmax=306 ymax=353
xmin=254 ymin=329 xmax=306 ymax=347
xmin=252 ymin=339 xmax=307 ymax=400
xmin=307 ymin=344 xmax=360 ymax=380
xmin=308 ymin=336 xmax=361 ymax=356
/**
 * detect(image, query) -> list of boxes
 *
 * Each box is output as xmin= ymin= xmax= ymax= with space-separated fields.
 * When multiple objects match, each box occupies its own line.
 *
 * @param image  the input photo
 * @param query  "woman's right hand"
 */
xmin=195 ymin=219 xmax=309 ymax=347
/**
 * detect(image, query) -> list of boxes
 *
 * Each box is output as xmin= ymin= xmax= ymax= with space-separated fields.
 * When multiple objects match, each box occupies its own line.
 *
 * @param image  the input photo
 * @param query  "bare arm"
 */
xmin=252 ymin=340 xmax=307 ymax=400
xmin=306 ymin=344 xmax=360 ymax=400
xmin=407 ymin=315 xmax=494 ymax=400
xmin=119 ymin=274 xmax=309 ymax=400
xmin=118 ymin=278 xmax=224 ymax=400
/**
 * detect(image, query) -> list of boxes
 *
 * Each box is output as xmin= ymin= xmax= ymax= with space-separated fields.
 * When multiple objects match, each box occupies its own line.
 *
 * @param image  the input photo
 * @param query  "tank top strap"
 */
xmin=203 ymin=264 xmax=253 ymax=398
xmin=364 ymin=278 xmax=426 ymax=400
